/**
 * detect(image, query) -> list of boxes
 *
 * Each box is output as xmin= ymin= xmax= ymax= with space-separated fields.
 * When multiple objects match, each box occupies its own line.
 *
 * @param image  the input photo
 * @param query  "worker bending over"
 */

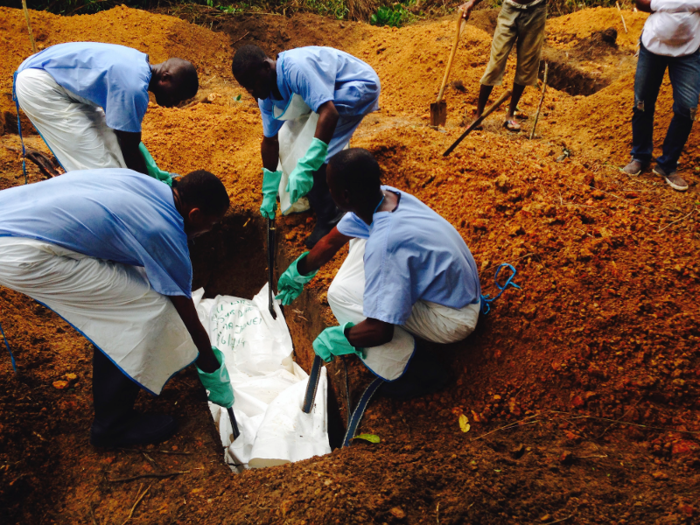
xmin=13 ymin=42 xmax=198 ymax=175
xmin=276 ymin=149 xmax=481 ymax=396
xmin=460 ymin=0 xmax=546 ymax=131
xmin=231 ymin=45 xmax=381 ymax=248
xmin=0 ymin=169 xmax=234 ymax=446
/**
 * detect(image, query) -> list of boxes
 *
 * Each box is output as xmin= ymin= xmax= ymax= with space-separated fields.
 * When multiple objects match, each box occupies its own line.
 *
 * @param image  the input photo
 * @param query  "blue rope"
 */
xmin=480 ymin=263 xmax=521 ymax=315
xmin=12 ymin=71 xmax=28 ymax=185
xmin=0 ymin=320 xmax=17 ymax=375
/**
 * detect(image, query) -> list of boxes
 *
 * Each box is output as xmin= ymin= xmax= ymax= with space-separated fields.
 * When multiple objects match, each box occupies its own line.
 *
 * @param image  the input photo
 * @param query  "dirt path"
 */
xmin=1 ymin=5 xmax=699 ymax=524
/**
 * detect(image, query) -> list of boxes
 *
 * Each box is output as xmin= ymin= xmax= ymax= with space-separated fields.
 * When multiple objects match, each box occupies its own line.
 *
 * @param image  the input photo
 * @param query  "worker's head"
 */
xmin=231 ymin=45 xmax=276 ymax=100
xmin=173 ymin=170 xmax=230 ymax=239
xmin=150 ymin=58 xmax=199 ymax=107
xmin=327 ymin=148 xmax=382 ymax=213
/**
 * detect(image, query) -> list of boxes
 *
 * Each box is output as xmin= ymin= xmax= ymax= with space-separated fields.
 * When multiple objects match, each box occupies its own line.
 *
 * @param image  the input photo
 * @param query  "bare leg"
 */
xmin=476 ymin=84 xmax=494 ymax=118
xmin=504 ymin=83 xmax=527 ymax=131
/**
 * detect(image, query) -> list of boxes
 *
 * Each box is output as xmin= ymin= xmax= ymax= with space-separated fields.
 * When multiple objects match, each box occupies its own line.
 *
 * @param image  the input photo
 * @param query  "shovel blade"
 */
xmin=430 ymin=101 xmax=447 ymax=127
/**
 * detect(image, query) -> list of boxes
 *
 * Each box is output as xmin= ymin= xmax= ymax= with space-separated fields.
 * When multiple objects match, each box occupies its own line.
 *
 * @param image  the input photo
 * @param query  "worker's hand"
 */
xmin=312 ymin=323 xmax=366 ymax=363
xmin=260 ymin=168 xmax=283 ymax=219
xmin=275 ymin=252 xmax=318 ymax=305
xmin=286 ymin=138 xmax=328 ymax=204
xmin=196 ymin=347 xmax=235 ymax=408
xmin=139 ymin=142 xmax=174 ymax=187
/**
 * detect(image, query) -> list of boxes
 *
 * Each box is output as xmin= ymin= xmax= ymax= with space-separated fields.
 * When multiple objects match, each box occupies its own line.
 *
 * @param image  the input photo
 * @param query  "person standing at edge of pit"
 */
xmin=459 ymin=0 xmax=546 ymax=132
xmin=13 ymin=42 xmax=198 ymax=175
xmin=231 ymin=45 xmax=381 ymax=249
xmin=275 ymin=148 xmax=481 ymax=398
xmin=0 ymin=169 xmax=234 ymax=447
xmin=620 ymin=0 xmax=700 ymax=192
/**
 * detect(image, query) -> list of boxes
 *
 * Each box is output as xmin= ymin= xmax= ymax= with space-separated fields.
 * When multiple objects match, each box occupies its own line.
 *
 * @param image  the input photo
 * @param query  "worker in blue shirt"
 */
xmin=275 ymin=149 xmax=481 ymax=397
xmin=14 ymin=42 xmax=198 ymax=176
xmin=0 ymin=169 xmax=234 ymax=447
xmin=231 ymin=45 xmax=381 ymax=248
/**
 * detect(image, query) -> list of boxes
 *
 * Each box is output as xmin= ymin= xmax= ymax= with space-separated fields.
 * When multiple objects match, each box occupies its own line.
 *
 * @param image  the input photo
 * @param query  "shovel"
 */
xmin=227 ymin=407 xmax=240 ymax=440
xmin=267 ymin=218 xmax=277 ymax=320
xmin=430 ymin=10 xmax=467 ymax=127
xmin=302 ymin=355 xmax=323 ymax=413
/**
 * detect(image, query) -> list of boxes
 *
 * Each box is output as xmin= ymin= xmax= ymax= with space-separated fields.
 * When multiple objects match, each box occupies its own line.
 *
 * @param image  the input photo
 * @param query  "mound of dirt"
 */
xmin=1 ymin=5 xmax=700 ymax=525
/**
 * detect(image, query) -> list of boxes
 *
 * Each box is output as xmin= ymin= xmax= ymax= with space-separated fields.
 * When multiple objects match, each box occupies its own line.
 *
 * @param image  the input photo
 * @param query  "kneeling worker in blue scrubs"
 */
xmin=0 ymin=169 xmax=234 ymax=446
xmin=276 ymin=149 xmax=482 ymax=396
xmin=231 ymin=45 xmax=381 ymax=248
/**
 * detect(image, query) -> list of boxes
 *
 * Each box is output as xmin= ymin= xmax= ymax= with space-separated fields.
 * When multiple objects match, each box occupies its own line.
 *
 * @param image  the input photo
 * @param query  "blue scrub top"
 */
xmin=258 ymin=46 xmax=380 ymax=139
xmin=337 ymin=186 xmax=481 ymax=325
xmin=0 ymin=169 xmax=192 ymax=298
xmin=17 ymin=42 xmax=152 ymax=133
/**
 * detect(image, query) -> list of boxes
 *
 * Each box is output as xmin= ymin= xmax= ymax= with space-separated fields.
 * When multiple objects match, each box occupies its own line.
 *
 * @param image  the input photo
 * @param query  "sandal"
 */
xmin=504 ymin=119 xmax=521 ymax=132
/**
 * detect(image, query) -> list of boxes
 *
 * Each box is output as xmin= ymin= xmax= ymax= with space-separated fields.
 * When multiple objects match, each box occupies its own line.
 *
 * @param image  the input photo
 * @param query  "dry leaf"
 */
xmin=459 ymin=414 xmax=471 ymax=433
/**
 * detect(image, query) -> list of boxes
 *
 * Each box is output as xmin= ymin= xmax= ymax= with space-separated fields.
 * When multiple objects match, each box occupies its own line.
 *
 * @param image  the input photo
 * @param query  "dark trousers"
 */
xmin=92 ymin=348 xmax=140 ymax=430
xmin=306 ymin=164 xmax=337 ymax=222
xmin=631 ymin=43 xmax=700 ymax=172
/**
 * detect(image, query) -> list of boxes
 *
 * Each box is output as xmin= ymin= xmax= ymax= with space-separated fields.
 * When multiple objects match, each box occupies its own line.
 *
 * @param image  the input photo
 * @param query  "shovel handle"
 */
xmin=227 ymin=407 xmax=240 ymax=440
xmin=267 ymin=218 xmax=277 ymax=320
xmin=436 ymin=11 xmax=467 ymax=104
xmin=302 ymin=355 xmax=323 ymax=414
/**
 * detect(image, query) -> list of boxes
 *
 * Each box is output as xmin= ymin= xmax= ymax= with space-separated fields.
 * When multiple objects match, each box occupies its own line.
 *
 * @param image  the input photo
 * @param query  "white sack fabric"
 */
xmin=0 ymin=237 xmax=197 ymax=394
xmin=14 ymin=68 xmax=127 ymax=171
xmin=194 ymin=285 xmax=331 ymax=470
xmin=327 ymin=239 xmax=481 ymax=381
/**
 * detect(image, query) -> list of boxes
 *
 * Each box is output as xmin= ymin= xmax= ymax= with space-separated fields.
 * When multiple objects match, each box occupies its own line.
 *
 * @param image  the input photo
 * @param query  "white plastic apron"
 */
xmin=327 ymin=239 xmax=481 ymax=381
xmin=14 ymin=69 xmax=127 ymax=172
xmin=0 ymin=237 xmax=197 ymax=395
xmin=274 ymin=94 xmax=315 ymax=215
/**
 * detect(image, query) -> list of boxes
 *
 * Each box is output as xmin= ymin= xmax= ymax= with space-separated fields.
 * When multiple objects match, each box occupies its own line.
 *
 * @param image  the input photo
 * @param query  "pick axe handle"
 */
xmin=443 ymin=90 xmax=512 ymax=156
xmin=436 ymin=11 xmax=466 ymax=104
xmin=302 ymin=355 xmax=323 ymax=414
xmin=227 ymin=407 xmax=240 ymax=440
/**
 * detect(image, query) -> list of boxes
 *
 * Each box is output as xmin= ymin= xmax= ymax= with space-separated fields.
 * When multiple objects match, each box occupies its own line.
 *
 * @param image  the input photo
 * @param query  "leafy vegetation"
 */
xmin=17 ymin=0 xmax=635 ymax=21
xmin=369 ymin=1 xmax=416 ymax=27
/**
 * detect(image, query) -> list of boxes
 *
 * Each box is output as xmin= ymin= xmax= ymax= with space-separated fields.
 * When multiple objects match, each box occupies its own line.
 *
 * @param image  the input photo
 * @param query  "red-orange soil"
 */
xmin=1 ymin=5 xmax=699 ymax=524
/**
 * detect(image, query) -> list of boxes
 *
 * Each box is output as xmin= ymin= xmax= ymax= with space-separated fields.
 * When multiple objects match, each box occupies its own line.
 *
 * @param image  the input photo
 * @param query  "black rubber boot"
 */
xmin=90 ymin=349 xmax=176 ymax=447
xmin=304 ymin=164 xmax=344 ymax=249
xmin=378 ymin=349 xmax=450 ymax=401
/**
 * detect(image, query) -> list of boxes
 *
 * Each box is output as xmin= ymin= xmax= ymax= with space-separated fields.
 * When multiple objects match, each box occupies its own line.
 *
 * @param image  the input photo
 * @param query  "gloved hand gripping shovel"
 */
xmin=267 ymin=218 xmax=277 ymax=320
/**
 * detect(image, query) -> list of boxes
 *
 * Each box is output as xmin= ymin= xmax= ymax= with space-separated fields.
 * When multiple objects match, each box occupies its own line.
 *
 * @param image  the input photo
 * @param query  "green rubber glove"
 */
xmin=196 ymin=347 xmax=235 ymax=408
xmin=260 ymin=168 xmax=282 ymax=219
xmin=286 ymin=137 xmax=328 ymax=204
xmin=275 ymin=252 xmax=318 ymax=305
xmin=312 ymin=323 xmax=366 ymax=363
xmin=139 ymin=143 xmax=173 ymax=187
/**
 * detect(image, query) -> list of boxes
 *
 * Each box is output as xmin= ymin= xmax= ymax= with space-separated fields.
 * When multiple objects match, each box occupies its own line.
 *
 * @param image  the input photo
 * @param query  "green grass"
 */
xmin=370 ymin=1 xmax=417 ymax=27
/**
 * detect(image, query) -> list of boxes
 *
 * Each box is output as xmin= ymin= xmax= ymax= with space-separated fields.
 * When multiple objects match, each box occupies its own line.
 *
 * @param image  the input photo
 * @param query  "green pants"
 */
xmin=481 ymin=1 xmax=547 ymax=87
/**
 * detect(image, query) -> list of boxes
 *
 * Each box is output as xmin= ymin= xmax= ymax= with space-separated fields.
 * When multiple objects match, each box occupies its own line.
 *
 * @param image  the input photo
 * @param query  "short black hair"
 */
xmin=175 ymin=170 xmax=230 ymax=216
xmin=328 ymin=148 xmax=382 ymax=196
xmin=231 ymin=45 xmax=268 ymax=83
xmin=169 ymin=58 xmax=199 ymax=100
